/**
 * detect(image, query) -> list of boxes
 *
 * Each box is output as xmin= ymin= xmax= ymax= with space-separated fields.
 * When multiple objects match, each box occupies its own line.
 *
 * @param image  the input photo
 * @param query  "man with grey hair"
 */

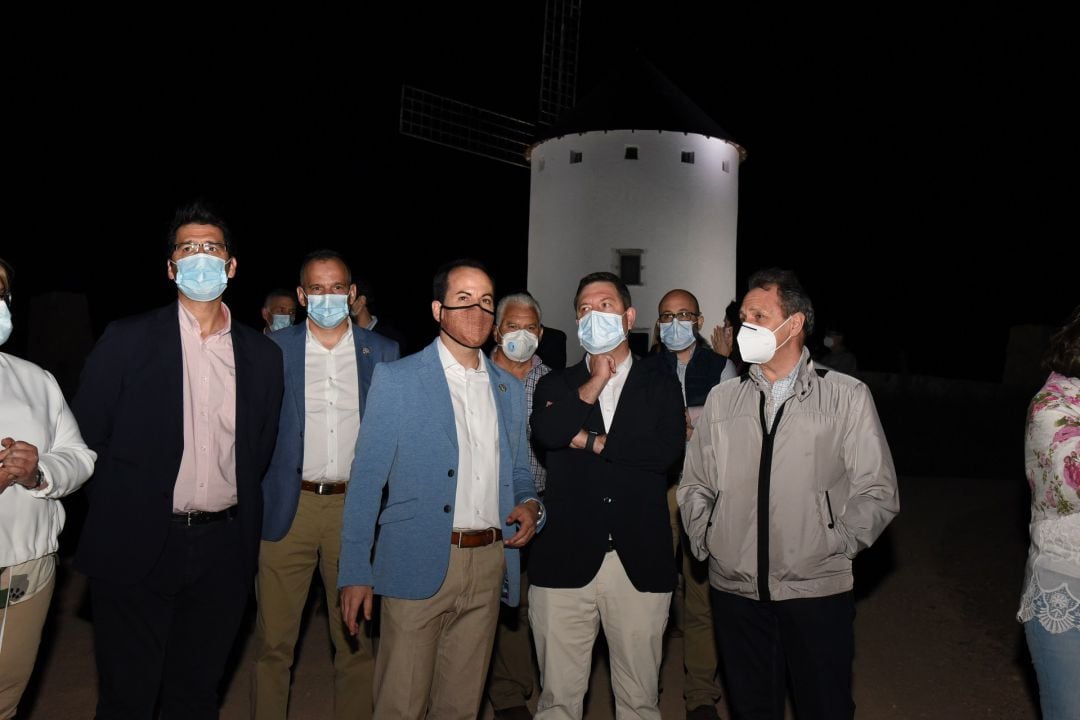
xmin=678 ymin=268 xmax=898 ymax=720
xmin=486 ymin=291 xmax=551 ymax=719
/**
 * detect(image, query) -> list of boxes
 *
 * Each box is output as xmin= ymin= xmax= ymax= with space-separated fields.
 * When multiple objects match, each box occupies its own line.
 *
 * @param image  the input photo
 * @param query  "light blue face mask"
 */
xmin=174 ymin=254 xmax=229 ymax=302
xmin=577 ymin=310 xmax=626 ymax=355
xmin=0 ymin=298 xmax=11 ymax=347
xmin=269 ymin=314 xmax=292 ymax=332
xmin=659 ymin=319 xmax=696 ymax=352
xmin=305 ymin=293 xmax=350 ymax=329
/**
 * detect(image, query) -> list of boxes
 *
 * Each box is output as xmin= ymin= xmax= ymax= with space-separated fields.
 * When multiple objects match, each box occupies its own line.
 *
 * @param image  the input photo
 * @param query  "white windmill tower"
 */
xmin=399 ymin=1 xmax=744 ymax=363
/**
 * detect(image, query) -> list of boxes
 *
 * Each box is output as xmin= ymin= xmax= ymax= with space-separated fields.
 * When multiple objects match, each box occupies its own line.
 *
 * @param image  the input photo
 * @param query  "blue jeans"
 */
xmin=1024 ymin=620 xmax=1080 ymax=720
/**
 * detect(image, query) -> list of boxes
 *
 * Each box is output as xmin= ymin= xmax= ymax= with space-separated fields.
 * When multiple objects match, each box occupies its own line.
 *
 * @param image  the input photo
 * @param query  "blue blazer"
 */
xmin=338 ymin=339 xmax=542 ymax=606
xmin=261 ymin=323 xmax=400 ymax=541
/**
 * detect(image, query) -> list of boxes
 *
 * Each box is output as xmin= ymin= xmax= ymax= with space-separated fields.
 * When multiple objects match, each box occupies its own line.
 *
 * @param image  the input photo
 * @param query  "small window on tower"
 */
xmin=570 ymin=150 xmax=583 ymax=164
xmin=681 ymin=151 xmax=695 ymax=164
xmin=624 ymin=146 xmax=639 ymax=160
xmin=615 ymin=249 xmax=644 ymax=286
xmin=722 ymin=160 xmax=730 ymax=173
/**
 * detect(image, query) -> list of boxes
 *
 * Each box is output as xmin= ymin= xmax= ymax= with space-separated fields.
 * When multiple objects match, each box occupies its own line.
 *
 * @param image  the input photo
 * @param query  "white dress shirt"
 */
xmin=588 ymin=352 xmax=634 ymax=431
xmin=302 ymin=324 xmax=360 ymax=483
xmin=438 ymin=338 xmax=501 ymax=530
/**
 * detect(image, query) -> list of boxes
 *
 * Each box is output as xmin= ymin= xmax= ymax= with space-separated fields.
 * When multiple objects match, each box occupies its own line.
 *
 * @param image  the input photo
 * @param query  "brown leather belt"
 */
xmin=300 ymin=480 xmax=348 ymax=495
xmin=450 ymin=528 xmax=503 ymax=548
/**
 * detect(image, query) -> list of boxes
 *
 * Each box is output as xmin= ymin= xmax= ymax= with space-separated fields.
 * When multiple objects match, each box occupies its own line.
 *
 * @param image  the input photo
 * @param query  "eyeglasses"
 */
xmin=173 ymin=241 xmax=228 ymax=257
xmin=659 ymin=311 xmax=700 ymax=323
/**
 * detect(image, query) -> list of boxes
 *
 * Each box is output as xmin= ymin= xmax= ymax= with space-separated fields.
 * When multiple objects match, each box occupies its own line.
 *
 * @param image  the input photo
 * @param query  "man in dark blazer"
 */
xmin=529 ymin=271 xmax=685 ymax=720
xmin=252 ymin=250 xmax=398 ymax=720
xmin=73 ymin=202 xmax=284 ymax=720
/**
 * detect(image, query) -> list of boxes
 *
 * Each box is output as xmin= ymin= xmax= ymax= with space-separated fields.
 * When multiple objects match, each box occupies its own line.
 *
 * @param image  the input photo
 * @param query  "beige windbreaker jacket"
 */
xmin=677 ymin=350 xmax=899 ymax=601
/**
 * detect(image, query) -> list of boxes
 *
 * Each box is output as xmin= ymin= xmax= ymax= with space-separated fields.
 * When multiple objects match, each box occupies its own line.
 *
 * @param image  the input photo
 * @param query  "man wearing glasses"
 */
xmin=654 ymin=288 xmax=736 ymax=720
xmin=73 ymin=201 xmax=284 ymax=719
xmin=252 ymin=250 xmax=399 ymax=720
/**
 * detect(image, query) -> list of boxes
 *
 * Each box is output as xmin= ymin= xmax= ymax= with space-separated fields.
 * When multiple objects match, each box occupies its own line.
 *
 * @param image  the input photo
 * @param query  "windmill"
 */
xmin=398 ymin=0 xmax=582 ymax=168
xmin=398 ymin=0 xmax=744 ymax=363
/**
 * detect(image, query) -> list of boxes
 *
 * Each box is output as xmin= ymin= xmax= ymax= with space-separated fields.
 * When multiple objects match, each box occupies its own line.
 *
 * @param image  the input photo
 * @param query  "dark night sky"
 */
xmin=5 ymin=2 xmax=1075 ymax=381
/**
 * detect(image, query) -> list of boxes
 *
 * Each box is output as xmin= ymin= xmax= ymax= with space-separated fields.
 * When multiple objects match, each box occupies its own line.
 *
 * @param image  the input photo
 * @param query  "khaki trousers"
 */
xmin=487 ymin=566 xmax=536 ymax=710
xmin=252 ymin=491 xmax=374 ymax=720
xmin=668 ymin=483 xmax=723 ymax=710
xmin=530 ymin=551 xmax=671 ymax=720
xmin=0 ymin=570 xmax=54 ymax=720
xmin=374 ymin=541 xmax=505 ymax=720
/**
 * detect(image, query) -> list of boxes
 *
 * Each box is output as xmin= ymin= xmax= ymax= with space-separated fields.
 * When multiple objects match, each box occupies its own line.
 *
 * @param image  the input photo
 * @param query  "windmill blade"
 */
xmin=399 ymin=86 xmax=535 ymax=168
xmin=538 ymin=0 xmax=582 ymax=126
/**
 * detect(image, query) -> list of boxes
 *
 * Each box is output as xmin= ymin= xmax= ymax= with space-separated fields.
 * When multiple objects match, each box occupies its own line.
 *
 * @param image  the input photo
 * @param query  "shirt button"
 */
xmin=448 ymin=469 xmax=455 ymax=477
xmin=443 ymin=505 xmax=451 ymax=513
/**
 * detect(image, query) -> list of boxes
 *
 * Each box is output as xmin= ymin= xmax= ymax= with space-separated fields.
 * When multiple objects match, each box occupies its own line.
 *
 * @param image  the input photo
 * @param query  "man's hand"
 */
xmin=340 ymin=585 xmax=374 ymax=635
xmin=0 ymin=438 xmax=41 ymax=494
xmin=578 ymin=353 xmax=617 ymax=404
xmin=569 ymin=430 xmax=606 ymax=454
xmin=712 ymin=324 xmax=733 ymax=358
xmin=504 ymin=501 xmax=541 ymax=547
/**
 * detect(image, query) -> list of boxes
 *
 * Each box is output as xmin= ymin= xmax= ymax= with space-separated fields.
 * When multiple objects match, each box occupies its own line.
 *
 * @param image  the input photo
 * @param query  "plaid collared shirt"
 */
xmin=750 ymin=357 xmax=801 ymax=430
xmin=523 ymin=355 xmax=552 ymax=493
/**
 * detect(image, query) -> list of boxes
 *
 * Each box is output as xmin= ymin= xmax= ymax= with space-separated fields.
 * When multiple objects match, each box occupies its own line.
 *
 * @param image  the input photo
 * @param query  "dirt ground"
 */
xmin=17 ymin=474 xmax=1041 ymax=719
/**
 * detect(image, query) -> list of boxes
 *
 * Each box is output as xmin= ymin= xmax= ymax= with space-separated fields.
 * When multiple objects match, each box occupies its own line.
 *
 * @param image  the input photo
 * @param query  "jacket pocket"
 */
xmin=377 ymin=497 xmax=418 ymax=526
xmin=702 ymin=490 xmax=725 ymax=559
xmin=817 ymin=490 xmax=845 ymax=557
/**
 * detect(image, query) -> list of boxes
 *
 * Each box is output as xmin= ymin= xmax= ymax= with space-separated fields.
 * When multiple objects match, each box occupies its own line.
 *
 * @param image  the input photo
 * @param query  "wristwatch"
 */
xmin=524 ymin=497 xmax=545 ymax=523
xmin=29 ymin=467 xmax=44 ymax=490
xmin=585 ymin=430 xmax=599 ymax=453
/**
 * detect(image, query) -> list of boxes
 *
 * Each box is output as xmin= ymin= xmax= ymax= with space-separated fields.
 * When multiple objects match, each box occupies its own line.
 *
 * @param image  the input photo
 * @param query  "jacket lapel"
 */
xmin=419 ymin=340 xmax=458 ymax=449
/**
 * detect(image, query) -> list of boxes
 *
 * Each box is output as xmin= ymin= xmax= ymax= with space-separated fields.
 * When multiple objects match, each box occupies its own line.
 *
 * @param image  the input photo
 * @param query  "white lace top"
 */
xmin=1017 ymin=372 xmax=1080 ymax=634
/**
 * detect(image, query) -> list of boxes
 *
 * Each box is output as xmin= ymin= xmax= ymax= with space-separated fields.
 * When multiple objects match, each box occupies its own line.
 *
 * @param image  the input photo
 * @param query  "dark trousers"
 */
xmin=91 ymin=516 xmax=251 ymax=720
xmin=710 ymin=588 xmax=855 ymax=720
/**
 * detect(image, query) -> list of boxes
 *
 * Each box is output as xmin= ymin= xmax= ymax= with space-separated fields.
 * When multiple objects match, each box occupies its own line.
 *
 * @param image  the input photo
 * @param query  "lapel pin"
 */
xmin=498 ymin=383 xmax=507 ymax=393
xmin=362 ymin=347 xmax=371 ymax=355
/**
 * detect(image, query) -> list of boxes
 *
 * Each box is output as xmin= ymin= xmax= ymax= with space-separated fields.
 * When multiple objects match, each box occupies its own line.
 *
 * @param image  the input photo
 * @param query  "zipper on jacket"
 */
xmin=824 ymin=490 xmax=836 ymax=529
xmin=756 ymin=394 xmax=786 ymax=602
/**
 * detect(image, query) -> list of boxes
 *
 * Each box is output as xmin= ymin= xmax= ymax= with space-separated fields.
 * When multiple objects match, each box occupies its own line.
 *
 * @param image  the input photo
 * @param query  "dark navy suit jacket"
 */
xmin=73 ymin=302 xmax=284 ymax=581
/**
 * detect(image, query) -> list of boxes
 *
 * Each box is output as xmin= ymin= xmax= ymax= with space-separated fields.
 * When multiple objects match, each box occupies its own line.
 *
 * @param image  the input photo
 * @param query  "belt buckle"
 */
xmin=315 ymin=482 xmax=329 ymax=496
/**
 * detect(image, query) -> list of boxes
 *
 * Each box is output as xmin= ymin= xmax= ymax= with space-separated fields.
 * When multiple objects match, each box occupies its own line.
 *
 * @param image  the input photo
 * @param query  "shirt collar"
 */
xmin=178 ymin=302 xmax=232 ymax=339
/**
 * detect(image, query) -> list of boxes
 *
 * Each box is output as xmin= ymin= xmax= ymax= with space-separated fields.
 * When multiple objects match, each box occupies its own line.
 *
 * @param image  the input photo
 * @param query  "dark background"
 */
xmin=5 ymin=1 xmax=1074 ymax=381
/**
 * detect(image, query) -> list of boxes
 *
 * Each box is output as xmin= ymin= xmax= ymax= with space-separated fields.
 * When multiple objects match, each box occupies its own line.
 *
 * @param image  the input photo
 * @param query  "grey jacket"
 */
xmin=677 ymin=349 xmax=898 ymax=601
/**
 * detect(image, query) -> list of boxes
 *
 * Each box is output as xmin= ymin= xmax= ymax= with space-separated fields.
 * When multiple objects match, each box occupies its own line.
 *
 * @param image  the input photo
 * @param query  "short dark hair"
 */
xmin=747 ymin=268 xmax=815 ymax=336
xmin=0 ymin=257 xmax=12 ymax=293
xmin=354 ymin=277 xmax=373 ymax=303
xmin=263 ymin=288 xmax=295 ymax=308
xmin=573 ymin=271 xmax=632 ymax=311
xmin=167 ymin=200 xmax=233 ymax=257
xmin=1044 ymin=305 xmax=1080 ymax=378
xmin=299 ymin=250 xmax=352 ymax=287
xmin=432 ymin=259 xmax=492 ymax=303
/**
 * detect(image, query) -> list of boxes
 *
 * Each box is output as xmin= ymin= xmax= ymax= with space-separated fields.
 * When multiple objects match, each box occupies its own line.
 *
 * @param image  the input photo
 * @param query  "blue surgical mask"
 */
xmin=269 ymin=314 xmax=292 ymax=332
xmin=174 ymin=254 xmax=229 ymax=302
xmin=306 ymin=293 xmax=350 ymax=329
xmin=0 ymin=298 xmax=11 ymax=347
xmin=577 ymin=310 xmax=626 ymax=355
xmin=659 ymin=319 xmax=696 ymax=352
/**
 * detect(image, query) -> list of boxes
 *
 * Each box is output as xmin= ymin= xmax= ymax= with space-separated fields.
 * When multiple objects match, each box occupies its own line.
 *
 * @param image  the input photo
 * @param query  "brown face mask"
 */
xmin=439 ymin=303 xmax=495 ymax=349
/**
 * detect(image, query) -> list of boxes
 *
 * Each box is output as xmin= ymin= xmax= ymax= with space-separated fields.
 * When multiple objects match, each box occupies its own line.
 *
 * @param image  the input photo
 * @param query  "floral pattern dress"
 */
xmin=1017 ymin=372 xmax=1080 ymax=634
